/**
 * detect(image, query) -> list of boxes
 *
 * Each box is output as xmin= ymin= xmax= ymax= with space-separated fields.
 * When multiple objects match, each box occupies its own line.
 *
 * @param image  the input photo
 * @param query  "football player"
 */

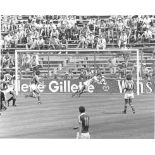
xmin=25 ymin=70 xmax=43 ymax=104
xmin=4 ymin=71 xmax=16 ymax=107
xmin=76 ymin=106 xmax=90 ymax=139
xmin=72 ymin=74 xmax=106 ymax=97
xmin=0 ymin=74 xmax=7 ymax=112
xmin=122 ymin=74 xmax=135 ymax=114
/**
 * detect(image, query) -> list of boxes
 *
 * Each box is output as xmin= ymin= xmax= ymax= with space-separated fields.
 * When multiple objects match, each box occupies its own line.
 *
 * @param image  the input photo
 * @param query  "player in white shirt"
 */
xmin=72 ymin=74 xmax=106 ymax=97
xmin=122 ymin=74 xmax=135 ymax=114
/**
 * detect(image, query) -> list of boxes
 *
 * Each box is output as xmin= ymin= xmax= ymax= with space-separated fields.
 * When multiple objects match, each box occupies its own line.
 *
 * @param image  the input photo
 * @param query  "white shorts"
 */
xmin=76 ymin=132 xmax=90 ymax=139
xmin=30 ymin=84 xmax=38 ymax=91
xmin=124 ymin=92 xmax=134 ymax=99
xmin=83 ymin=81 xmax=90 ymax=86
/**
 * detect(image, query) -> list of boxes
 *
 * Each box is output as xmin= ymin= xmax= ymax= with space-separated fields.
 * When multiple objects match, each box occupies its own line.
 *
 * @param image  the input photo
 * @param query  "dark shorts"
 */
xmin=0 ymin=91 xmax=5 ymax=101
xmin=81 ymin=85 xmax=86 ymax=91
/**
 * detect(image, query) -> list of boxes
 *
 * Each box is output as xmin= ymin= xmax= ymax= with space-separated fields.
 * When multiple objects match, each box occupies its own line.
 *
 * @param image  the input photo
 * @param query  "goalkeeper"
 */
xmin=72 ymin=74 xmax=107 ymax=97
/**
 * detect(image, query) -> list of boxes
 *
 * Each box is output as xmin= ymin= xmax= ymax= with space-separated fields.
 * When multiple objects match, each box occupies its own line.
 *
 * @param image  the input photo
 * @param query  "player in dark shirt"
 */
xmin=76 ymin=106 xmax=90 ymax=139
xmin=4 ymin=71 xmax=16 ymax=106
xmin=25 ymin=70 xmax=43 ymax=104
xmin=0 ymin=74 xmax=7 ymax=112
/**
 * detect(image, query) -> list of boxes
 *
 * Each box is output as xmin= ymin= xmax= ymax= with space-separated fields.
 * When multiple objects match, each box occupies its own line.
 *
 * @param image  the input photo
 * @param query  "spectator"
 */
xmin=107 ymin=18 xmax=115 ymax=43
xmin=118 ymin=62 xmax=127 ymax=78
xmin=2 ymin=52 xmax=13 ymax=68
xmin=44 ymin=37 xmax=50 ymax=49
xmin=108 ymin=56 xmax=118 ymax=74
xmin=94 ymin=18 xmax=101 ymax=36
xmin=141 ymin=28 xmax=152 ymax=43
xmin=118 ymin=31 xmax=128 ymax=48
xmin=37 ymin=20 xmax=43 ymax=33
xmin=26 ymin=34 xmax=34 ymax=49
xmin=33 ymin=29 xmax=40 ymax=39
xmin=143 ymin=15 xmax=151 ymax=29
xmin=68 ymin=69 xmax=73 ymax=79
xmin=1 ymin=16 xmax=8 ymax=32
xmin=88 ymin=18 xmax=95 ymax=32
xmin=100 ymin=20 xmax=107 ymax=35
xmin=53 ymin=67 xmax=58 ymax=79
xmin=81 ymin=24 xmax=91 ymax=37
xmin=49 ymin=36 xmax=60 ymax=49
xmin=132 ymin=62 xmax=142 ymax=77
xmin=49 ymin=20 xmax=57 ymax=30
xmin=116 ymin=18 xmax=124 ymax=37
xmin=60 ymin=35 xmax=68 ymax=49
xmin=96 ymin=35 xmax=106 ymax=50
xmin=37 ymin=36 xmax=45 ymax=49
xmin=50 ymin=28 xmax=59 ymax=39
xmin=71 ymin=23 xmax=79 ymax=40
xmin=142 ymin=64 xmax=150 ymax=80
xmin=31 ymin=54 xmax=42 ymax=70
xmin=17 ymin=26 xmax=25 ymax=44
xmin=31 ymin=38 xmax=38 ymax=49
xmin=135 ymin=18 xmax=144 ymax=42
xmin=77 ymin=34 xmax=86 ymax=48
xmin=85 ymin=33 xmax=94 ymax=48
xmin=150 ymin=22 xmax=155 ymax=39
xmin=22 ymin=54 xmax=31 ymax=71
xmin=123 ymin=16 xmax=130 ymax=28
xmin=58 ymin=21 xmax=67 ymax=40
xmin=131 ymin=17 xmax=138 ymax=42
xmin=0 ymin=35 xmax=5 ymax=50
xmin=40 ymin=20 xmax=48 ymax=37
xmin=58 ymin=63 xmax=62 ymax=71
xmin=71 ymin=15 xmax=77 ymax=26
xmin=4 ymin=33 xmax=12 ymax=49
xmin=65 ymin=16 xmax=73 ymax=40
xmin=64 ymin=71 xmax=69 ymax=79
xmin=10 ymin=31 xmax=19 ymax=48
xmin=46 ymin=20 xmax=51 ymax=37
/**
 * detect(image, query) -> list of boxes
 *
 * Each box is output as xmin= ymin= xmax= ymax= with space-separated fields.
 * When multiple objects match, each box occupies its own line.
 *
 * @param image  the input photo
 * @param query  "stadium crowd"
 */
xmin=1 ymin=15 xmax=155 ymax=50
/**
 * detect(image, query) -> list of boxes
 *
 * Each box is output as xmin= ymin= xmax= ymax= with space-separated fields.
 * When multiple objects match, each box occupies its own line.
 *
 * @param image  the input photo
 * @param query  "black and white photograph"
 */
xmin=0 ymin=14 xmax=154 ymax=138
xmin=0 ymin=0 xmax=155 ymax=155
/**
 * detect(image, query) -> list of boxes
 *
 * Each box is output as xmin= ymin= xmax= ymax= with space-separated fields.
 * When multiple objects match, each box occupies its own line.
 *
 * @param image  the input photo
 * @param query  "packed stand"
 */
xmin=1 ymin=15 xmax=155 ymax=51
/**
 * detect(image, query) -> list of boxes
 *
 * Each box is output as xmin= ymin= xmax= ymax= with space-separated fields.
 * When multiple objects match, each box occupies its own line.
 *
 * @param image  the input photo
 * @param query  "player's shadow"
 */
xmin=102 ymin=111 xmax=122 ymax=114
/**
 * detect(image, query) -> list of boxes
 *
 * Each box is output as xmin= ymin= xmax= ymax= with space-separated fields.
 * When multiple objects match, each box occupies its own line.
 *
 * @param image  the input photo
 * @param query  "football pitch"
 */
xmin=0 ymin=93 xmax=154 ymax=139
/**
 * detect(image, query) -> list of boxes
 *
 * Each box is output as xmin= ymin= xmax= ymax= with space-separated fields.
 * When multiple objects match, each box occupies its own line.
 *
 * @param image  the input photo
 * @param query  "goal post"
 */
xmin=137 ymin=49 xmax=140 ymax=95
xmin=15 ymin=49 xmax=140 ymax=95
xmin=15 ymin=50 xmax=18 ymax=95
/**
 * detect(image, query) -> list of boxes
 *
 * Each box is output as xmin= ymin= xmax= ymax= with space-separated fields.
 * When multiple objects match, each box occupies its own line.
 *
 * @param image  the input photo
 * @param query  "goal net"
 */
xmin=15 ymin=49 xmax=140 ymax=95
